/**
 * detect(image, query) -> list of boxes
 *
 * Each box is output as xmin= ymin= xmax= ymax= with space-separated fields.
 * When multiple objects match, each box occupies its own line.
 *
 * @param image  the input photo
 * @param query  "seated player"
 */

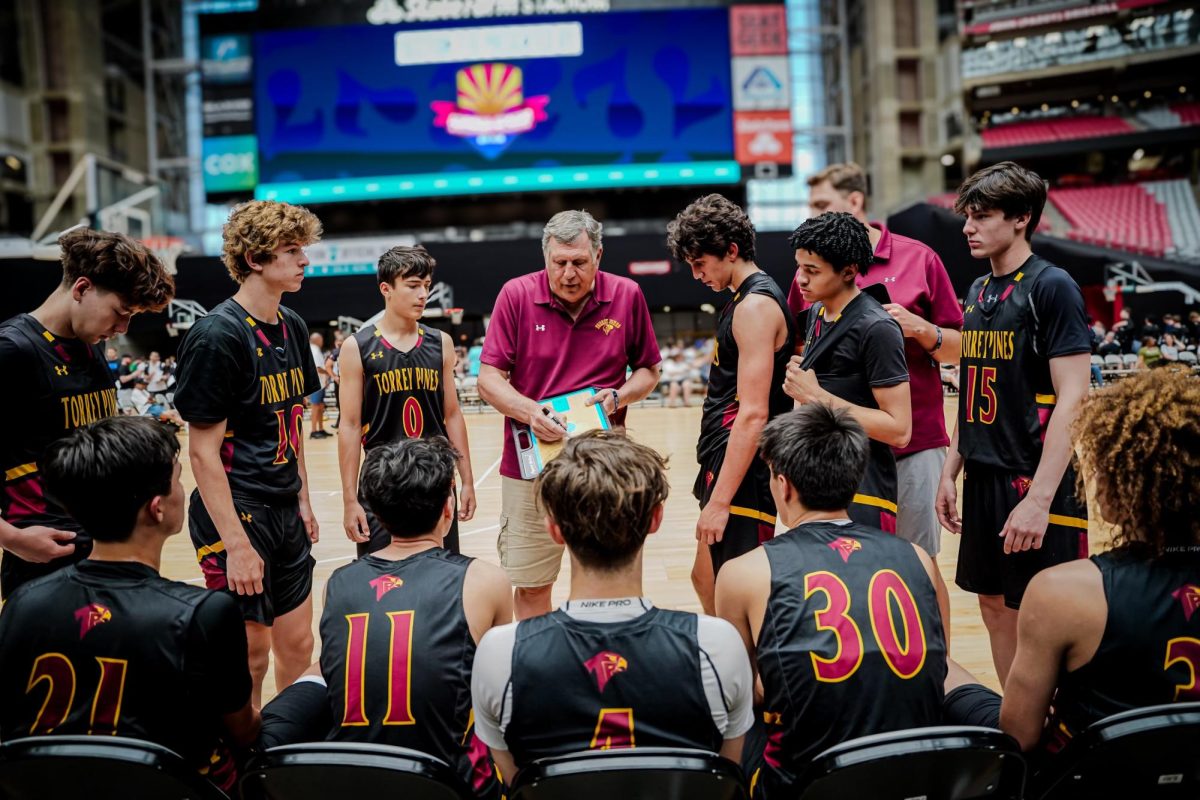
xmin=717 ymin=404 xmax=947 ymax=797
xmin=784 ymin=212 xmax=911 ymax=532
xmin=472 ymin=430 xmax=754 ymax=782
xmin=261 ymin=436 xmax=512 ymax=795
xmin=944 ymin=369 xmax=1200 ymax=764
xmin=0 ymin=417 xmax=257 ymax=793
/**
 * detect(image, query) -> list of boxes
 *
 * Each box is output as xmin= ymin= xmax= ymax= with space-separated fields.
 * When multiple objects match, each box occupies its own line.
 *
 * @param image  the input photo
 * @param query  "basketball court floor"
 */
xmin=159 ymin=397 xmax=1107 ymax=700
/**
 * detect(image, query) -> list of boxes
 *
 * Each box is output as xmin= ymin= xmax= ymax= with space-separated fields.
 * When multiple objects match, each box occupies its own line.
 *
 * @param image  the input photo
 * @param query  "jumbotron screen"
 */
xmin=253 ymin=9 xmax=738 ymax=203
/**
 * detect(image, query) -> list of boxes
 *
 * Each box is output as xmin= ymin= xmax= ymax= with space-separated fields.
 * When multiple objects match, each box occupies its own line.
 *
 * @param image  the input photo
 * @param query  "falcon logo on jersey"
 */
xmin=1173 ymin=584 xmax=1200 ymax=622
xmin=74 ymin=603 xmax=112 ymax=639
xmin=1010 ymin=476 xmax=1033 ymax=499
xmin=370 ymin=575 xmax=405 ymax=601
xmin=584 ymin=651 xmax=628 ymax=692
xmin=595 ymin=318 xmax=622 ymax=336
xmin=828 ymin=536 xmax=862 ymax=563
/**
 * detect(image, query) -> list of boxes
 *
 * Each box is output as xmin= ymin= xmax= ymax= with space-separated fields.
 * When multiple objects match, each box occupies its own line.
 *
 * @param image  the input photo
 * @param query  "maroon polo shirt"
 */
xmin=481 ymin=269 xmax=662 ymax=479
xmin=788 ymin=223 xmax=963 ymax=457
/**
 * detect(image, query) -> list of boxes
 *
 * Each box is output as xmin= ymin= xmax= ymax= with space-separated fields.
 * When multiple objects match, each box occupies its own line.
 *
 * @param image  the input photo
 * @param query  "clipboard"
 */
xmin=513 ymin=388 xmax=611 ymax=479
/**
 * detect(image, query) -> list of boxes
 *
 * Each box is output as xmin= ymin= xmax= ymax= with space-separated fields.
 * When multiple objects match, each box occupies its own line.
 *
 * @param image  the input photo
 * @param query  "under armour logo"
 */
xmin=881 ymin=276 xmax=898 ymax=283
xmin=54 ymin=365 xmax=68 ymax=376
xmin=239 ymin=512 xmax=253 ymax=524
xmin=535 ymin=324 xmax=546 ymax=332
xmin=256 ymin=347 xmax=263 ymax=357
xmin=368 ymin=351 xmax=384 ymax=360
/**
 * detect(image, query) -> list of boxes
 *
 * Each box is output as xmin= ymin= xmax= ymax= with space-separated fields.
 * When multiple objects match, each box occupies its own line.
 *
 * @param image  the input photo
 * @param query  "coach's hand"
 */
xmin=883 ymin=304 xmax=926 ymax=339
xmin=1000 ymin=496 xmax=1049 ymax=554
xmin=783 ymin=359 xmax=823 ymax=405
xmin=935 ymin=475 xmax=962 ymax=534
xmin=344 ymin=500 xmax=370 ymax=543
xmin=299 ymin=495 xmax=320 ymax=544
xmin=585 ymin=388 xmax=619 ymax=416
xmin=1 ymin=525 xmax=76 ymax=563
xmin=459 ymin=484 xmax=477 ymax=522
xmin=528 ymin=404 xmax=568 ymax=443
xmin=227 ymin=541 xmax=265 ymax=595
xmin=696 ymin=501 xmax=730 ymax=545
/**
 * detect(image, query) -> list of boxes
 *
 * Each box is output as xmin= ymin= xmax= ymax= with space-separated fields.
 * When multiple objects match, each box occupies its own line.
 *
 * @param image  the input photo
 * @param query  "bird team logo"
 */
xmin=828 ymin=536 xmax=862 ymax=563
xmin=74 ymin=603 xmax=112 ymax=639
xmin=584 ymin=651 xmax=628 ymax=692
xmin=431 ymin=63 xmax=550 ymax=160
xmin=370 ymin=575 xmax=405 ymax=601
xmin=1173 ymin=584 xmax=1200 ymax=622
xmin=1011 ymin=476 xmax=1033 ymax=499
xmin=595 ymin=318 xmax=622 ymax=335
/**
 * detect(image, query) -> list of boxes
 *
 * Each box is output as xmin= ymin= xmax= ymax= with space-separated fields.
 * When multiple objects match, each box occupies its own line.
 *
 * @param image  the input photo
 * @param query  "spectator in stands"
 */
xmin=1112 ymin=308 xmax=1135 ymax=352
xmin=466 ymin=337 xmax=483 ymax=378
xmin=1137 ymin=336 xmax=1163 ymax=369
xmin=308 ymin=331 xmax=330 ymax=439
xmin=1159 ymin=332 xmax=1181 ymax=362
xmin=324 ymin=330 xmax=344 ymax=430
xmin=1187 ymin=310 xmax=1200 ymax=344
xmin=659 ymin=350 xmax=693 ymax=407
xmin=1097 ymin=331 xmax=1122 ymax=357
xmin=144 ymin=351 xmax=169 ymax=394
xmin=1162 ymin=314 xmax=1186 ymax=339
xmin=130 ymin=376 xmax=185 ymax=427
xmin=1139 ymin=316 xmax=1162 ymax=344
xmin=105 ymin=347 xmax=119 ymax=381
xmin=117 ymin=354 xmax=145 ymax=409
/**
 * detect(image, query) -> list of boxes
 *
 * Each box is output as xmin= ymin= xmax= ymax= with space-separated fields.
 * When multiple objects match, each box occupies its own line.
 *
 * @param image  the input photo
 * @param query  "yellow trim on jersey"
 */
xmin=1035 ymin=393 xmax=1057 ymax=404
xmin=5 ymin=463 xmax=37 ymax=481
xmin=852 ymin=493 xmax=898 ymax=513
xmin=195 ymin=542 xmax=226 ymax=562
xmin=244 ymin=316 xmax=256 ymax=327
xmin=1048 ymin=514 xmax=1088 ymax=530
xmin=729 ymin=505 xmax=776 ymax=524
xmin=41 ymin=330 xmax=55 ymax=343
xmin=1014 ymin=271 xmax=1025 ymax=282
xmin=223 ymin=430 xmax=235 ymax=439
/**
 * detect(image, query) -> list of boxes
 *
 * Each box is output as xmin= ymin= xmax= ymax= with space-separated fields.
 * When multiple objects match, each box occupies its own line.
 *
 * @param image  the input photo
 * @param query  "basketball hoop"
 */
xmin=1103 ymin=283 xmax=1119 ymax=303
xmin=142 ymin=236 xmax=186 ymax=276
xmin=450 ymin=308 xmax=464 ymax=325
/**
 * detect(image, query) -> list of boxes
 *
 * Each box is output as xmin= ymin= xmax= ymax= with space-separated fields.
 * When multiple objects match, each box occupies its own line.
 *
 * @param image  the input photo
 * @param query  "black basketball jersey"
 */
xmin=319 ymin=549 xmax=496 ymax=794
xmin=756 ymin=521 xmax=946 ymax=787
xmin=959 ymin=256 xmax=1087 ymax=473
xmin=352 ymin=324 xmax=447 ymax=450
xmin=1043 ymin=548 xmax=1200 ymax=753
xmin=697 ymin=271 xmax=796 ymax=464
xmin=174 ymin=299 xmax=319 ymax=499
xmin=505 ymin=607 xmax=723 ymax=766
xmin=800 ymin=294 xmax=908 ymax=530
xmin=0 ymin=313 xmax=116 ymax=532
xmin=0 ymin=561 xmax=243 ymax=791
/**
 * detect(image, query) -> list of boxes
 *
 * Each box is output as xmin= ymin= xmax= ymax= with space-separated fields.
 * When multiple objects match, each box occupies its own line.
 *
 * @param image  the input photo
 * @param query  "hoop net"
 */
xmin=142 ymin=236 xmax=186 ymax=276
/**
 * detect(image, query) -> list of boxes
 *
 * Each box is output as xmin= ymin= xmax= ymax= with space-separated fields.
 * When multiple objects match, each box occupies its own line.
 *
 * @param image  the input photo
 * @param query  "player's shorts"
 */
xmin=188 ymin=489 xmax=315 ymax=625
xmin=693 ymin=452 xmax=777 ymax=576
xmin=956 ymin=461 xmax=1088 ymax=609
xmin=260 ymin=678 xmax=334 ymax=749
xmin=895 ymin=447 xmax=946 ymax=556
xmin=497 ymin=476 xmax=563 ymax=588
xmin=357 ymin=491 xmax=460 ymax=557
xmin=943 ymin=683 xmax=1001 ymax=728
xmin=307 ymin=387 xmax=325 ymax=405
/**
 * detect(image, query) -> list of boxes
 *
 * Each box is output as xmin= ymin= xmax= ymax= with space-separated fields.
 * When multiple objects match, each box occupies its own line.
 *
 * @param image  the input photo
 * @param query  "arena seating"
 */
xmin=795 ymin=726 xmax=1025 ymax=800
xmin=1032 ymin=703 xmax=1200 ymax=799
xmin=1049 ymin=181 xmax=1198 ymax=260
xmin=1145 ymin=180 xmax=1200 ymax=262
xmin=0 ymin=735 xmax=229 ymax=800
xmin=510 ymin=748 xmax=746 ymax=800
xmin=981 ymin=116 xmax=1134 ymax=149
xmin=1172 ymin=102 xmax=1200 ymax=126
xmin=241 ymin=742 xmax=473 ymax=800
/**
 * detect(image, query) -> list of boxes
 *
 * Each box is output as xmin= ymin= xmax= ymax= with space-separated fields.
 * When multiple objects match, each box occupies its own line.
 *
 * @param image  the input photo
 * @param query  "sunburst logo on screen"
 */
xmin=431 ymin=63 xmax=550 ymax=159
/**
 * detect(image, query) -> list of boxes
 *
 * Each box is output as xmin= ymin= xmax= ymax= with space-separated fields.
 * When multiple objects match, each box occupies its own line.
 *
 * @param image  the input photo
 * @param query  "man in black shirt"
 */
xmin=0 ymin=228 xmax=174 ymax=598
xmin=0 ymin=417 xmax=257 ymax=794
xmin=718 ymin=404 xmax=946 ymax=797
xmin=783 ymin=212 xmax=912 ymax=531
xmin=936 ymin=162 xmax=1091 ymax=686
xmin=173 ymin=200 xmax=323 ymax=706
xmin=667 ymin=194 xmax=795 ymax=614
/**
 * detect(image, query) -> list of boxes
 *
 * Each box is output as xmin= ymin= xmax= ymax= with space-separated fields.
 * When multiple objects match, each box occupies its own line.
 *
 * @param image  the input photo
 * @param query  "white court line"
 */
xmin=473 ymin=456 xmax=501 ymax=488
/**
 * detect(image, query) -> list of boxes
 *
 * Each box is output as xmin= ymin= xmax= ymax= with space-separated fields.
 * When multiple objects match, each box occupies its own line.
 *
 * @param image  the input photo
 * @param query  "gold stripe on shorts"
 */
xmin=852 ymin=493 xmax=898 ymax=513
xmin=1048 ymin=513 xmax=1088 ymax=529
xmin=4 ymin=462 xmax=37 ymax=481
xmin=729 ymin=505 xmax=776 ymax=524
xmin=195 ymin=541 xmax=226 ymax=562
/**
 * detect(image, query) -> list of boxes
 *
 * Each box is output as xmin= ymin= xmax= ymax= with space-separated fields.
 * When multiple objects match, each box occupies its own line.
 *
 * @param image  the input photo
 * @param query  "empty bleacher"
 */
xmin=981 ymin=115 xmax=1134 ymax=149
xmin=1049 ymin=180 xmax=1200 ymax=262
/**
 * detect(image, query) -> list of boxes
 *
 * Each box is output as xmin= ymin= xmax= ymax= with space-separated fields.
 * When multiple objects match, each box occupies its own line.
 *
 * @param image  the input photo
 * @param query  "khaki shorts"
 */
xmin=895 ymin=447 xmax=946 ymax=557
xmin=497 ymin=477 xmax=564 ymax=588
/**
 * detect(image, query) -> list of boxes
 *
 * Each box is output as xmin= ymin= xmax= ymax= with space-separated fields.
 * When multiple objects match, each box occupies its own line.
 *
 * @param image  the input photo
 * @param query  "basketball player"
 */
xmin=667 ymin=194 xmax=795 ymax=615
xmin=472 ymin=431 xmax=753 ymax=782
xmin=793 ymin=162 xmax=962 ymax=633
xmin=337 ymin=245 xmax=475 ymax=557
xmin=262 ymin=436 xmax=511 ymax=795
xmin=784 ymin=212 xmax=911 ymax=531
xmin=943 ymin=369 xmax=1200 ymax=765
xmin=936 ymin=162 xmax=1091 ymax=686
xmin=0 ymin=417 xmax=257 ymax=794
xmin=0 ymin=228 xmax=174 ymax=598
xmin=173 ymin=200 xmax=323 ymax=707
xmin=717 ymin=404 xmax=946 ymax=797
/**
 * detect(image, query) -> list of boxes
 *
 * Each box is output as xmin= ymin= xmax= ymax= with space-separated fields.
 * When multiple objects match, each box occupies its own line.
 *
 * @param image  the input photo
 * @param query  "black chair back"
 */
xmin=510 ymin=747 xmax=747 ymax=800
xmin=797 ymin=726 xmax=1025 ymax=800
xmin=239 ymin=742 xmax=473 ymax=800
xmin=0 ymin=735 xmax=228 ymax=800
xmin=1035 ymin=703 xmax=1200 ymax=799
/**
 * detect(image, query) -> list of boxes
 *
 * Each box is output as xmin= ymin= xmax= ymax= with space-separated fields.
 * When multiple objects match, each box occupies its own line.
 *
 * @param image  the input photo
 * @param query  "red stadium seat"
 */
xmin=0 ymin=735 xmax=230 ymax=800
xmin=510 ymin=747 xmax=747 ymax=800
xmin=981 ymin=115 xmax=1134 ymax=149
xmin=1049 ymin=184 xmax=1174 ymax=257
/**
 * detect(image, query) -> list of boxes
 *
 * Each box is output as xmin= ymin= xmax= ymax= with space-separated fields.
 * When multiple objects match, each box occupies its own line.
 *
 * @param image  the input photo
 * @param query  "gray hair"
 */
xmin=542 ymin=210 xmax=603 ymax=255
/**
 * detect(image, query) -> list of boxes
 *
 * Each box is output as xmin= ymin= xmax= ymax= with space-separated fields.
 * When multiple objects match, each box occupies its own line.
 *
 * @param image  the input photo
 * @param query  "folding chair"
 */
xmin=1034 ymin=703 xmax=1200 ymax=799
xmin=796 ymin=726 xmax=1025 ymax=800
xmin=0 ymin=735 xmax=228 ymax=800
xmin=240 ymin=742 xmax=473 ymax=800
xmin=510 ymin=747 xmax=747 ymax=800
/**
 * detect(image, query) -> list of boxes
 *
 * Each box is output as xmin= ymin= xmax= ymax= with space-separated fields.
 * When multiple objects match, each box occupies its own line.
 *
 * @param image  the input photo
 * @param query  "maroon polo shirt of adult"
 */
xmin=481 ymin=269 xmax=662 ymax=480
xmin=788 ymin=222 xmax=963 ymax=456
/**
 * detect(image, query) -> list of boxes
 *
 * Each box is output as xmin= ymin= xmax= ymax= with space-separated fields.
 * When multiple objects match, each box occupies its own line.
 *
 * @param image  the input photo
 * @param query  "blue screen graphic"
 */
xmin=254 ymin=10 xmax=735 ymax=200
